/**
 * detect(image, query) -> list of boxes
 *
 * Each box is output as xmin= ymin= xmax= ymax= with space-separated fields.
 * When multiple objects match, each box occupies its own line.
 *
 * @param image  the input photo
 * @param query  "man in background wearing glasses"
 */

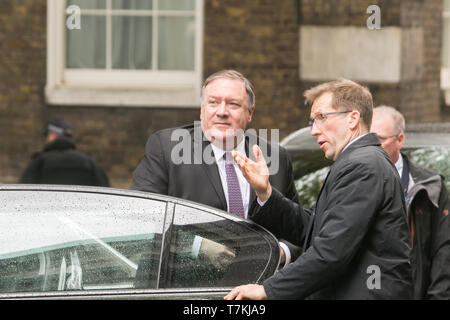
xmin=371 ymin=106 xmax=450 ymax=299
xmin=225 ymin=78 xmax=413 ymax=300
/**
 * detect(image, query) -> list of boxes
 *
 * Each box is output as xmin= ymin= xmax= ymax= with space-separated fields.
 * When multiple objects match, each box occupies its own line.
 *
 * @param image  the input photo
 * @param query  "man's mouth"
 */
xmin=214 ymin=123 xmax=232 ymax=129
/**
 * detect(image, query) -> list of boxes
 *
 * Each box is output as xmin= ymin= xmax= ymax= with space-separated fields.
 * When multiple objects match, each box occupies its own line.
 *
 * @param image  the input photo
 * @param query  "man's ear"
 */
xmin=348 ymin=110 xmax=361 ymax=130
xmin=247 ymin=105 xmax=255 ymax=123
xmin=397 ymin=131 xmax=405 ymax=149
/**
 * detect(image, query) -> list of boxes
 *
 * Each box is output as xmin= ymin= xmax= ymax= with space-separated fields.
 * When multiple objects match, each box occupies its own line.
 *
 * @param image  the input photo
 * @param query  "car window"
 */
xmin=159 ymin=204 xmax=278 ymax=288
xmin=0 ymin=190 xmax=165 ymax=293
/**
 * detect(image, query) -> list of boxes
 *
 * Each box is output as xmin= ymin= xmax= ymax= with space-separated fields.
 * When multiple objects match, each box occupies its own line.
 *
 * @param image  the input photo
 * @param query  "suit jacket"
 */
xmin=131 ymin=123 xmax=299 ymax=210
xmin=250 ymin=133 xmax=413 ymax=299
xmin=131 ymin=123 xmax=301 ymax=260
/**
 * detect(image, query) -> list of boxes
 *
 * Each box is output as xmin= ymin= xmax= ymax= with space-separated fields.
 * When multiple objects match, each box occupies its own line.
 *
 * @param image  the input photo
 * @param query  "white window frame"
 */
xmin=46 ymin=0 xmax=203 ymax=107
xmin=442 ymin=1 xmax=450 ymax=105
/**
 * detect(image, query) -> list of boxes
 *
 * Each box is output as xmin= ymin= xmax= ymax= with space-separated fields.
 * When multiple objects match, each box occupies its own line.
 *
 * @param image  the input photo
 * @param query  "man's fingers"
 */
xmin=224 ymin=284 xmax=267 ymax=300
xmin=232 ymin=151 xmax=246 ymax=166
xmin=252 ymin=145 xmax=265 ymax=164
xmin=224 ymin=286 xmax=241 ymax=300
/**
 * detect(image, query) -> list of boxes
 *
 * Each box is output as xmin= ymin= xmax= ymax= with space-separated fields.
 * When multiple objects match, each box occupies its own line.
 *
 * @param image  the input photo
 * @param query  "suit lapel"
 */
xmin=192 ymin=132 xmax=228 ymax=210
xmin=303 ymin=168 xmax=331 ymax=250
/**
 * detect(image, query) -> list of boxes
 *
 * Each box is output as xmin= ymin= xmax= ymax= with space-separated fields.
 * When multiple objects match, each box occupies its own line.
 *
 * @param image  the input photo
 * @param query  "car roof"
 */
xmin=0 ymin=184 xmax=247 ymax=224
xmin=281 ymin=123 xmax=450 ymax=151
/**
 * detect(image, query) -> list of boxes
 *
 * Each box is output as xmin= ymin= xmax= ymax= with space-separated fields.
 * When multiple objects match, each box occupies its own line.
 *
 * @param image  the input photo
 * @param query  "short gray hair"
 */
xmin=200 ymin=70 xmax=255 ymax=110
xmin=373 ymin=105 xmax=405 ymax=134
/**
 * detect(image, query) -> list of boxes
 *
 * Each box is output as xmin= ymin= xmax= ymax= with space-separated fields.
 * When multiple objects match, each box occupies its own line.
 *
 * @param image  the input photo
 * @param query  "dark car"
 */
xmin=281 ymin=124 xmax=450 ymax=207
xmin=0 ymin=185 xmax=279 ymax=300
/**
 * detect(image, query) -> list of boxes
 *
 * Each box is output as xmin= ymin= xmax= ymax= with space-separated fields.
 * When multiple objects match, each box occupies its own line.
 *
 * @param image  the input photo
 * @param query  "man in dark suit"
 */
xmin=131 ymin=70 xmax=300 ymax=267
xmin=371 ymin=106 xmax=450 ymax=299
xmin=225 ymin=78 xmax=413 ymax=300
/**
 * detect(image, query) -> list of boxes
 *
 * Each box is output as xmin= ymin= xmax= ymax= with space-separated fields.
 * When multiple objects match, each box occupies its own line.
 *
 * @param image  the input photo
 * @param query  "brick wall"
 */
xmin=299 ymin=0 xmax=443 ymax=124
xmin=45 ymin=105 xmax=200 ymax=188
xmin=399 ymin=0 xmax=442 ymax=123
xmin=0 ymin=0 xmax=47 ymax=183
xmin=1 ymin=0 xmax=305 ymax=188
xmin=0 ymin=0 xmax=445 ymax=187
xmin=204 ymin=0 xmax=304 ymax=135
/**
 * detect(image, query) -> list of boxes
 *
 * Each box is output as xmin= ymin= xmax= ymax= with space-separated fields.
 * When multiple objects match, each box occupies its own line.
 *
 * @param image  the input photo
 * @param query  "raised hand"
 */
xmin=232 ymin=145 xmax=272 ymax=202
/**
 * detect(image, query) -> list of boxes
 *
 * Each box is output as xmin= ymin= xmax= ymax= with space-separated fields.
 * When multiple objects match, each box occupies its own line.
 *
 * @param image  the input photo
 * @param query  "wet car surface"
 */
xmin=0 ymin=185 xmax=279 ymax=300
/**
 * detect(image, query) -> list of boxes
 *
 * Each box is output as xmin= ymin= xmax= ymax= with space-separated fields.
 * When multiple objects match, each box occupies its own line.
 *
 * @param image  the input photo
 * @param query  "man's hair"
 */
xmin=200 ymin=70 xmax=255 ymax=110
xmin=304 ymin=78 xmax=373 ymax=130
xmin=373 ymin=105 xmax=406 ymax=134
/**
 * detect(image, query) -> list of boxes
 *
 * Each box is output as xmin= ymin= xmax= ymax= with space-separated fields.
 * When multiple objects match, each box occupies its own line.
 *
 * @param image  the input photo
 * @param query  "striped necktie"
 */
xmin=224 ymin=153 xmax=245 ymax=218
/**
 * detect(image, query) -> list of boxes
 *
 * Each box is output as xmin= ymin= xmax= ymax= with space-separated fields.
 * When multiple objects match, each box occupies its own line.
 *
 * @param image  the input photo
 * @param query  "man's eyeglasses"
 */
xmin=308 ymin=110 xmax=352 ymax=128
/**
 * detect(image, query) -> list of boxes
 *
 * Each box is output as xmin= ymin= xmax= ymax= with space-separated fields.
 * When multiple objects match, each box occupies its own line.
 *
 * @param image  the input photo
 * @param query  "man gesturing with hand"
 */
xmin=225 ymin=79 xmax=413 ymax=300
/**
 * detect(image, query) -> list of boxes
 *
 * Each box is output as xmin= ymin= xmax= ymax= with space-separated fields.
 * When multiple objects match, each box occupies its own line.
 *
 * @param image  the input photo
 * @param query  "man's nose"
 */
xmin=217 ymin=101 xmax=228 ymax=115
xmin=310 ymin=121 xmax=320 ymax=136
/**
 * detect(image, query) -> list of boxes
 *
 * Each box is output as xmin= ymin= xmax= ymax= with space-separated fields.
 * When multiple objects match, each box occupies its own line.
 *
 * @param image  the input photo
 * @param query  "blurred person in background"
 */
xmin=371 ymin=106 xmax=450 ymax=299
xmin=19 ymin=119 xmax=110 ymax=187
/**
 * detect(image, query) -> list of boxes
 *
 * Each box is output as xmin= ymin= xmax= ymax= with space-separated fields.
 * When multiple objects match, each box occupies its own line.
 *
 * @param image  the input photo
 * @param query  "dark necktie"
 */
xmin=401 ymin=158 xmax=410 ymax=201
xmin=224 ymin=153 xmax=245 ymax=218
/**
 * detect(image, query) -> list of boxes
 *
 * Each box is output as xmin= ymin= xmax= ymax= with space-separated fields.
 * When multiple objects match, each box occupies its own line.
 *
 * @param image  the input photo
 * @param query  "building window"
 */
xmin=442 ymin=0 xmax=450 ymax=105
xmin=46 ymin=0 xmax=203 ymax=107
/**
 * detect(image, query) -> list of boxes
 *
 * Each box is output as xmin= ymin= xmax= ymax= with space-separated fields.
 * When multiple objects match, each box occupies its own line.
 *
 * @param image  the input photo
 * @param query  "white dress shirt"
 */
xmin=210 ymin=140 xmax=250 ymax=218
xmin=395 ymin=153 xmax=415 ymax=192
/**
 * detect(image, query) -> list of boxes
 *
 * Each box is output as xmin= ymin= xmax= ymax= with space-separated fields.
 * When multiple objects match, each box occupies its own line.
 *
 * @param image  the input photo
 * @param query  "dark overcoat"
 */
xmin=250 ymin=133 xmax=413 ymax=299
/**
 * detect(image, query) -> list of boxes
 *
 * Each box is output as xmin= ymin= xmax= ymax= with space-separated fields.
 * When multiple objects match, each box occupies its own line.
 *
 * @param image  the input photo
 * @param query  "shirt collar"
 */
xmin=342 ymin=133 xmax=367 ymax=153
xmin=210 ymin=138 xmax=246 ymax=163
xmin=395 ymin=153 xmax=404 ymax=176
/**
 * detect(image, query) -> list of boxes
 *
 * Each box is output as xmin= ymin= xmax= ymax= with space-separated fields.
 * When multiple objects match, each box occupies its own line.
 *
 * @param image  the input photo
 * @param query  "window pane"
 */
xmin=66 ymin=16 xmax=106 ymax=68
xmin=161 ymin=204 xmax=275 ymax=288
xmin=112 ymin=0 xmax=153 ymax=10
xmin=67 ymin=0 xmax=106 ymax=10
xmin=112 ymin=16 xmax=152 ymax=70
xmin=0 ymin=191 xmax=165 ymax=293
xmin=158 ymin=16 xmax=195 ymax=71
xmin=158 ymin=0 xmax=195 ymax=10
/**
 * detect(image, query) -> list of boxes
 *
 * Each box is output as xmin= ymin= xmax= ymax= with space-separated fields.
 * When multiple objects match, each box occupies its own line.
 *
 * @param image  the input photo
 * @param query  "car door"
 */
xmin=0 ymin=186 xmax=279 ymax=299
xmin=155 ymin=202 xmax=280 ymax=299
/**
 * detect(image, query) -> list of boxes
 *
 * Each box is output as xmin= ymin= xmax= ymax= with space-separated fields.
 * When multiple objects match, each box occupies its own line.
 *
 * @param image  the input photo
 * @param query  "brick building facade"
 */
xmin=0 ymin=0 xmax=448 ymax=187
